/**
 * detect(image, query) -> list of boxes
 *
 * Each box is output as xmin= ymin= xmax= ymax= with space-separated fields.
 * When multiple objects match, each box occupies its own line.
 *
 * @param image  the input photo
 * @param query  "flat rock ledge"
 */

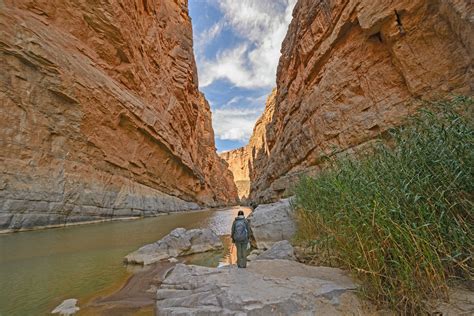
xmin=124 ymin=228 xmax=222 ymax=265
xmin=156 ymin=259 xmax=365 ymax=315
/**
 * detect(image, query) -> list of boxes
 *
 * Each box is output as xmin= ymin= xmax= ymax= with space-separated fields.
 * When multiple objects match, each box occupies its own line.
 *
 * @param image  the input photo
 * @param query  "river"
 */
xmin=0 ymin=206 xmax=251 ymax=315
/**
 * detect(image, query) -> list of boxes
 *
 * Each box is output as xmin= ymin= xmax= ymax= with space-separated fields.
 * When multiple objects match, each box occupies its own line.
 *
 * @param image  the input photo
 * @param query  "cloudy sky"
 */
xmin=189 ymin=0 xmax=296 ymax=152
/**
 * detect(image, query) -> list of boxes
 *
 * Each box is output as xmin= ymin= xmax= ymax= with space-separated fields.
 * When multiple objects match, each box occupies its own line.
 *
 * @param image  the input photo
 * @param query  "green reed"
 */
xmin=294 ymin=96 xmax=473 ymax=313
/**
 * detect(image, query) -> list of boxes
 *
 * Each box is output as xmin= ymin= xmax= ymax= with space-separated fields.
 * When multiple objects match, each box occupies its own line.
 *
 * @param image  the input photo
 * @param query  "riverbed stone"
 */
xmin=124 ymin=228 xmax=223 ymax=265
xmin=255 ymin=240 xmax=296 ymax=261
xmin=246 ymin=249 xmax=263 ymax=261
xmin=247 ymin=198 xmax=296 ymax=249
xmin=51 ymin=298 xmax=79 ymax=315
xmin=156 ymin=259 xmax=363 ymax=315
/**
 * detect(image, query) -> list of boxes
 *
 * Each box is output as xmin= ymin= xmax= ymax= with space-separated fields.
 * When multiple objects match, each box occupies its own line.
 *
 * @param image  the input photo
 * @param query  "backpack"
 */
xmin=233 ymin=219 xmax=248 ymax=242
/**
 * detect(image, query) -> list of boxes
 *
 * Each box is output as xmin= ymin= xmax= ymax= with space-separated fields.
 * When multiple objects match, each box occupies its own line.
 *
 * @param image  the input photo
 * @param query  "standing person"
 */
xmin=231 ymin=210 xmax=250 ymax=268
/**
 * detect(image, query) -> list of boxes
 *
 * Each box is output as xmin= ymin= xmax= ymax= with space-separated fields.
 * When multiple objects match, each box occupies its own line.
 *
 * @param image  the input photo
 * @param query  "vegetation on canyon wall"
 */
xmin=294 ymin=97 xmax=473 ymax=312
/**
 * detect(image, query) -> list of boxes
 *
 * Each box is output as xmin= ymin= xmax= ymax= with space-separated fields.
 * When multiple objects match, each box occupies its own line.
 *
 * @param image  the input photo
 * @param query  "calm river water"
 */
xmin=0 ymin=206 xmax=251 ymax=315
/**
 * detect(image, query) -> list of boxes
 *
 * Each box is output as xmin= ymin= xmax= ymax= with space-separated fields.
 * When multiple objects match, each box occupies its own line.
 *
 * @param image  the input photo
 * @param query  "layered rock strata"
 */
xmin=0 ymin=0 xmax=238 ymax=231
xmin=219 ymin=147 xmax=250 ymax=203
xmin=235 ymin=0 xmax=473 ymax=202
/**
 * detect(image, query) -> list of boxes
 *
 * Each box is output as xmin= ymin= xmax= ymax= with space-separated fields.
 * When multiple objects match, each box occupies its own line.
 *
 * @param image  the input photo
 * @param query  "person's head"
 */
xmin=237 ymin=210 xmax=244 ymax=216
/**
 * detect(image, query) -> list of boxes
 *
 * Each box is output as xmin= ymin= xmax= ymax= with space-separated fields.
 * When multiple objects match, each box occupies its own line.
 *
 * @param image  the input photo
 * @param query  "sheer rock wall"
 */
xmin=0 ymin=0 xmax=238 ymax=231
xmin=243 ymin=0 xmax=473 ymax=202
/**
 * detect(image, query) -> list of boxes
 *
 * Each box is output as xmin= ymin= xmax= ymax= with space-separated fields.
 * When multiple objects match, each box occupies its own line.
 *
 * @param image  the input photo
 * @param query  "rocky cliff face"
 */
xmin=245 ymin=0 xmax=473 ymax=202
xmin=0 ymin=0 xmax=238 ymax=231
xmin=219 ymin=148 xmax=250 ymax=203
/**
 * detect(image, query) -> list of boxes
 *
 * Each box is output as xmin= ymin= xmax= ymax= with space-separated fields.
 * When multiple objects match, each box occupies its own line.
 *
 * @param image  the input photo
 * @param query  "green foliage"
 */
xmin=294 ymin=96 xmax=473 ymax=313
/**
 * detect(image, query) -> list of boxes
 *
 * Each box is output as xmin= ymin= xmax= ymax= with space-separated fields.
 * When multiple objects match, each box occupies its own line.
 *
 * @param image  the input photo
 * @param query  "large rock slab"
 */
xmin=51 ymin=298 xmax=79 ymax=315
xmin=156 ymin=259 xmax=365 ymax=315
xmin=247 ymin=198 xmax=296 ymax=249
xmin=255 ymin=240 xmax=296 ymax=261
xmin=124 ymin=228 xmax=222 ymax=265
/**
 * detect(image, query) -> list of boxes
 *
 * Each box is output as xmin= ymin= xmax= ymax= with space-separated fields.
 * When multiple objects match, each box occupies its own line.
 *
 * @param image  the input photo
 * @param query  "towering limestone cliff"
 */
xmin=0 ymin=0 xmax=238 ymax=231
xmin=223 ymin=0 xmax=473 ymax=203
xmin=219 ymin=148 xmax=250 ymax=203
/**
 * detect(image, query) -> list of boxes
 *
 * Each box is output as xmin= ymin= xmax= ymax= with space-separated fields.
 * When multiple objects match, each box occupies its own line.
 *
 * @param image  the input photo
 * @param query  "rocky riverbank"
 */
xmin=74 ymin=200 xmax=367 ymax=315
xmin=152 ymin=199 xmax=373 ymax=315
xmin=72 ymin=200 xmax=473 ymax=315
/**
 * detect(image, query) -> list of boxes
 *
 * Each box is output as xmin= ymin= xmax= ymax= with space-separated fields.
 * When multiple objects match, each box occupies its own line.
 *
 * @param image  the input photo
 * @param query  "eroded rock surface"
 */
xmin=220 ymin=147 xmax=251 ymax=203
xmin=124 ymin=228 xmax=222 ymax=265
xmin=0 ymin=0 xmax=238 ymax=231
xmin=241 ymin=0 xmax=473 ymax=202
xmin=247 ymin=198 xmax=296 ymax=249
xmin=255 ymin=240 xmax=296 ymax=261
xmin=156 ymin=259 xmax=364 ymax=315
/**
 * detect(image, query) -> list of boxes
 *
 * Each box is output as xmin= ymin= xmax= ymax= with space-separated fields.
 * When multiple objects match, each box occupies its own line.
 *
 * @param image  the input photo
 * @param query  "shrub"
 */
xmin=294 ymin=96 xmax=473 ymax=313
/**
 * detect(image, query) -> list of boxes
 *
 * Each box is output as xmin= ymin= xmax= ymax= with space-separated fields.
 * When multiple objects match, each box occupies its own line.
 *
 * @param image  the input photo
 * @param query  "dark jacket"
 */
xmin=231 ymin=216 xmax=250 ymax=243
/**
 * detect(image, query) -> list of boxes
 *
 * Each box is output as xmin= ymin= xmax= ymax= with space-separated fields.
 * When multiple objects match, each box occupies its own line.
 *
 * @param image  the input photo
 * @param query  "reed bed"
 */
xmin=294 ymin=96 xmax=473 ymax=313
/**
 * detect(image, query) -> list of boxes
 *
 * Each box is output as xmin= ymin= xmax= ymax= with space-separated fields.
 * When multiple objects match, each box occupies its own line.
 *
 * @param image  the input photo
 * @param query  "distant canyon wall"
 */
xmin=219 ymin=147 xmax=250 ymax=203
xmin=223 ymin=0 xmax=473 ymax=203
xmin=0 ymin=0 xmax=238 ymax=231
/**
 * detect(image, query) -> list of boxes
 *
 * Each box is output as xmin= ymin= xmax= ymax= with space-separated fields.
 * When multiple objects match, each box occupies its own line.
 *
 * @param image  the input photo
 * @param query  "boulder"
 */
xmin=255 ymin=240 xmax=296 ymax=261
xmin=247 ymin=198 xmax=296 ymax=249
xmin=51 ymin=298 xmax=79 ymax=315
xmin=246 ymin=249 xmax=264 ymax=261
xmin=124 ymin=228 xmax=222 ymax=265
xmin=156 ymin=259 xmax=364 ymax=315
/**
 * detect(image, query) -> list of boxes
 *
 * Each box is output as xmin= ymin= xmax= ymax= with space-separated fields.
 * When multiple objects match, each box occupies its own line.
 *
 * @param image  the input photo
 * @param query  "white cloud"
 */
xmin=224 ymin=96 xmax=243 ymax=106
xmin=196 ymin=0 xmax=297 ymax=89
xmin=195 ymin=21 xmax=223 ymax=54
xmin=213 ymin=106 xmax=262 ymax=141
xmin=212 ymin=93 xmax=270 ymax=142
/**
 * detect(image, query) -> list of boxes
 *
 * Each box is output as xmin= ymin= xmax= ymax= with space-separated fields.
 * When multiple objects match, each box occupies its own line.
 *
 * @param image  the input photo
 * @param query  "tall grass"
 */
xmin=294 ymin=97 xmax=473 ymax=313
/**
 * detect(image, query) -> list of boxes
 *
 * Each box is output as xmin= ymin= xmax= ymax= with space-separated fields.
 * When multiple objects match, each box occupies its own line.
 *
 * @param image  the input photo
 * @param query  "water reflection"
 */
xmin=0 ymin=206 xmax=251 ymax=316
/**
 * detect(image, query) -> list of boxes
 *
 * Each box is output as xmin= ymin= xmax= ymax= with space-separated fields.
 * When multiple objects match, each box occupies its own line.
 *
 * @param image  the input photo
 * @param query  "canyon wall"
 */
xmin=231 ymin=0 xmax=473 ymax=203
xmin=0 ymin=0 xmax=238 ymax=231
xmin=219 ymin=148 xmax=250 ymax=203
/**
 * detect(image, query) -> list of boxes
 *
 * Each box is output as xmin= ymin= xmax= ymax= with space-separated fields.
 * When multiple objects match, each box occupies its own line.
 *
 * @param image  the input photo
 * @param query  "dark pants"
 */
xmin=235 ymin=242 xmax=248 ymax=268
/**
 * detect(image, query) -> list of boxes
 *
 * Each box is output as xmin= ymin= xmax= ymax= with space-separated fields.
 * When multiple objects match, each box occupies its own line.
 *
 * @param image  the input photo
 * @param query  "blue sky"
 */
xmin=188 ymin=0 xmax=296 ymax=152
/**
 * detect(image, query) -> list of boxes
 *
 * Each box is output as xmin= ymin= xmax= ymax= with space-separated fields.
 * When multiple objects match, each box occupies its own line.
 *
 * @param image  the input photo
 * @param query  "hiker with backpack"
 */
xmin=231 ymin=210 xmax=250 ymax=268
